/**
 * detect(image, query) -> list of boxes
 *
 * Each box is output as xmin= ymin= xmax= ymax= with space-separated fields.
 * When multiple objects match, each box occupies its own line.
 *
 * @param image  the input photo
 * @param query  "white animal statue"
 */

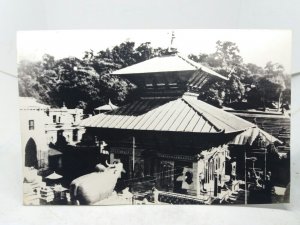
xmin=69 ymin=161 xmax=124 ymax=205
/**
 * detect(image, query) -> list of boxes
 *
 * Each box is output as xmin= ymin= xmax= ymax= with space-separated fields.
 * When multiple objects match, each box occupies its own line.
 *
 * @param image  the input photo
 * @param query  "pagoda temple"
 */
xmin=80 ymin=46 xmax=281 ymax=201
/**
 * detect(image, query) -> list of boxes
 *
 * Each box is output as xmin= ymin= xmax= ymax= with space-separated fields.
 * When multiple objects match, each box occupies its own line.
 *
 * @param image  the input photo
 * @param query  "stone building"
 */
xmin=45 ymin=104 xmax=85 ymax=146
xmin=20 ymin=97 xmax=50 ymax=169
xmin=20 ymin=97 xmax=85 ymax=170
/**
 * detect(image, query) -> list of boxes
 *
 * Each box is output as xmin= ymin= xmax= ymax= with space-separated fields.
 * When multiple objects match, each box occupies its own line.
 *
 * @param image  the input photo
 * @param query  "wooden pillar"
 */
xmin=214 ymin=173 xmax=218 ymax=197
xmin=132 ymin=136 xmax=135 ymax=173
xmin=191 ymin=161 xmax=200 ymax=197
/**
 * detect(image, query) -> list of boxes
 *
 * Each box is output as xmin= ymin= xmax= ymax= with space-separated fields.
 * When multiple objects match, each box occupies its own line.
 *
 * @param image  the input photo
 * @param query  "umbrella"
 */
xmin=46 ymin=171 xmax=63 ymax=180
xmin=53 ymin=184 xmax=68 ymax=192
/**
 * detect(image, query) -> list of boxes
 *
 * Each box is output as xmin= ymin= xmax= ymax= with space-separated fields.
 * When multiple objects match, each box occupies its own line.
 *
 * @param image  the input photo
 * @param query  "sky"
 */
xmin=17 ymin=29 xmax=292 ymax=73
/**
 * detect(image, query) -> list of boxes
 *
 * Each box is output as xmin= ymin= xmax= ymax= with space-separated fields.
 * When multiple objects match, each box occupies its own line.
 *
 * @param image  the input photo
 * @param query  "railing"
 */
xmin=157 ymin=191 xmax=208 ymax=205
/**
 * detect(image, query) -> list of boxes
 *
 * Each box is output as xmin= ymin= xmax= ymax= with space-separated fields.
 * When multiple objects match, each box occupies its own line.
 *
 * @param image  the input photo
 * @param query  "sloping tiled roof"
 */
xmin=80 ymin=95 xmax=254 ymax=134
xmin=229 ymin=126 xmax=282 ymax=145
xmin=182 ymin=95 xmax=254 ymax=133
xmin=112 ymin=54 xmax=227 ymax=80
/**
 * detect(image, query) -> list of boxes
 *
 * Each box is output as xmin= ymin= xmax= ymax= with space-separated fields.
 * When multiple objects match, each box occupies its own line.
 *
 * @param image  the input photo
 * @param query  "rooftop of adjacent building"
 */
xmin=19 ymin=97 xmax=50 ymax=110
xmin=19 ymin=97 xmax=83 ymax=113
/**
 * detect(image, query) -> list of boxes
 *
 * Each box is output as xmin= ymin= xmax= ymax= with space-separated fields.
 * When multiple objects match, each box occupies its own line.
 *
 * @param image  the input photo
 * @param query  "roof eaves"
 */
xmin=177 ymin=54 xmax=228 ymax=80
xmin=177 ymin=54 xmax=199 ymax=69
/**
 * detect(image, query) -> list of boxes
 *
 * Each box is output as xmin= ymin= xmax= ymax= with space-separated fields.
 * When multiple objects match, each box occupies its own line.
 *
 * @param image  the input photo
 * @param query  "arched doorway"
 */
xmin=25 ymin=138 xmax=38 ymax=168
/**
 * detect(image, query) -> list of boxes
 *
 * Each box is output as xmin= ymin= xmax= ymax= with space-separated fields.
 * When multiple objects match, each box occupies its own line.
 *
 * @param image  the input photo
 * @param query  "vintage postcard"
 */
xmin=18 ymin=29 xmax=291 ymax=205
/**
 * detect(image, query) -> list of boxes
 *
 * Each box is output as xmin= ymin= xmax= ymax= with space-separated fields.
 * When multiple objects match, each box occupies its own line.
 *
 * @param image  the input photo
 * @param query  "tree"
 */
xmin=42 ymin=54 xmax=56 ymax=70
xmin=52 ymin=57 xmax=99 ymax=108
xmin=135 ymin=42 xmax=153 ymax=61
xmin=198 ymin=87 xmax=224 ymax=108
xmin=190 ymin=41 xmax=246 ymax=108
xmin=246 ymin=63 xmax=264 ymax=76
xmin=246 ymin=87 xmax=261 ymax=109
xmin=264 ymin=61 xmax=285 ymax=76
xmin=256 ymin=77 xmax=284 ymax=109
xmin=197 ymin=76 xmax=226 ymax=108
xmin=18 ymin=59 xmax=47 ymax=102
xmin=84 ymin=41 xmax=161 ymax=76
xmin=262 ymin=62 xmax=286 ymax=110
xmin=188 ymin=53 xmax=209 ymax=65
xmin=190 ymin=42 xmax=290 ymax=110
xmin=224 ymin=75 xmax=245 ymax=105
xmin=19 ymin=42 xmax=159 ymax=113
xmin=19 ymin=55 xmax=62 ymax=106
xmin=214 ymin=41 xmax=243 ymax=69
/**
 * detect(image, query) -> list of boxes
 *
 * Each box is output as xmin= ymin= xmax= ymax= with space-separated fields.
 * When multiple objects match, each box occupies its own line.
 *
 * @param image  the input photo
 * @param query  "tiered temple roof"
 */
xmin=112 ymin=54 xmax=228 ymax=97
xmin=84 ymin=53 xmax=281 ymax=146
xmin=112 ymin=54 xmax=226 ymax=79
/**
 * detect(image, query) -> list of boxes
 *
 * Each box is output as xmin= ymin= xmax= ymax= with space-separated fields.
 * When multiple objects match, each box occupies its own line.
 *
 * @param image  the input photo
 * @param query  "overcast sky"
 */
xmin=17 ymin=29 xmax=292 ymax=73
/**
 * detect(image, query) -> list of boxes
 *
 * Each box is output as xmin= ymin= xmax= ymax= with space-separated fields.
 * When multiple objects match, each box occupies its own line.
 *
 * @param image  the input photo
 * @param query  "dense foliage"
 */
xmin=189 ymin=41 xmax=290 ymax=110
xmin=18 ymin=40 xmax=290 ymax=113
xmin=18 ymin=42 xmax=166 ymax=113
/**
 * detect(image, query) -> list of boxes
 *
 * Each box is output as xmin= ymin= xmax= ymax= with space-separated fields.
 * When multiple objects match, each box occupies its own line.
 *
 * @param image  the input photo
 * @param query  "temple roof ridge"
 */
xmin=111 ymin=53 xmax=227 ymax=81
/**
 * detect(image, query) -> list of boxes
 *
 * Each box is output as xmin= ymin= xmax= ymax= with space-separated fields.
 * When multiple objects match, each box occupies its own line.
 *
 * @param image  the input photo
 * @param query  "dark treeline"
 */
xmin=189 ymin=41 xmax=290 ymax=110
xmin=18 ymin=41 xmax=290 ymax=113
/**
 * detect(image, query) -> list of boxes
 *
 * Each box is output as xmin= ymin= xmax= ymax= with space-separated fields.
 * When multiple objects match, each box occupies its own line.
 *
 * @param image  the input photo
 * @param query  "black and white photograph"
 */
xmin=18 ymin=29 xmax=291 ymax=205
